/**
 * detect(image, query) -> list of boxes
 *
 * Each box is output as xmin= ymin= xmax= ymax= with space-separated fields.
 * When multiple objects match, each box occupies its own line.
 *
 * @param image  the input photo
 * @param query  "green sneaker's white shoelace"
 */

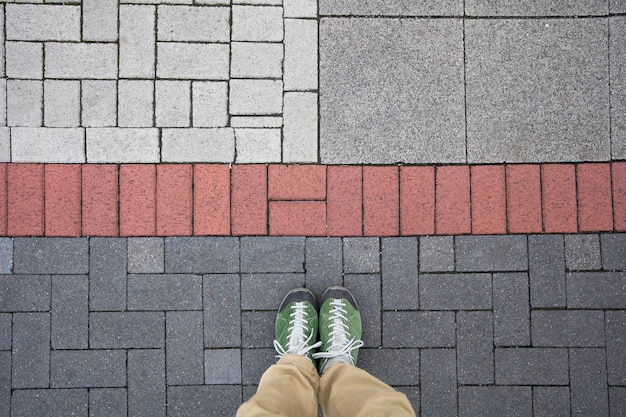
xmin=274 ymin=301 xmax=321 ymax=358
xmin=313 ymin=299 xmax=364 ymax=365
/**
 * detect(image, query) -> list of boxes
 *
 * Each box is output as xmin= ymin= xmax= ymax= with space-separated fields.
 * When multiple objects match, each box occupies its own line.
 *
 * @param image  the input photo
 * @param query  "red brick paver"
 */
xmin=542 ymin=164 xmax=577 ymax=233
xmin=8 ymin=164 xmax=44 ymax=237
xmin=120 ymin=165 xmax=156 ymax=237
xmin=327 ymin=166 xmax=362 ymax=236
xmin=578 ymin=163 xmax=613 ymax=232
xmin=45 ymin=164 xmax=81 ymax=237
xmin=194 ymin=164 xmax=231 ymax=236
xmin=436 ymin=166 xmax=471 ymax=235
xmin=82 ymin=165 xmax=118 ymax=236
xmin=613 ymin=162 xmax=626 ymax=232
xmin=400 ymin=166 xmax=435 ymax=236
xmin=363 ymin=166 xmax=399 ymax=236
xmin=471 ymin=165 xmax=506 ymax=235
xmin=506 ymin=164 xmax=542 ymax=234
xmin=232 ymin=164 xmax=267 ymax=236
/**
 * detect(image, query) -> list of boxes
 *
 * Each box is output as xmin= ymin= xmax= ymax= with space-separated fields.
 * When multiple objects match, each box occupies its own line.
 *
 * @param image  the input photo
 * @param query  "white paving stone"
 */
xmin=235 ymin=128 xmax=281 ymax=162
xmin=231 ymin=116 xmax=283 ymax=128
xmin=235 ymin=0 xmax=282 ymax=4
xmin=86 ymin=128 xmax=160 ymax=163
xmin=0 ymin=128 xmax=9 ymax=162
xmin=0 ymin=7 xmax=4 ymax=78
xmin=0 ymin=79 xmax=6 ymax=126
xmin=284 ymin=19 xmax=318 ymax=91
xmin=6 ymin=4 xmax=81 ymax=41
xmin=230 ymin=79 xmax=283 ymax=115
xmin=44 ymin=80 xmax=80 ymax=127
xmin=283 ymin=92 xmax=318 ymax=162
xmin=5 ymin=41 xmax=43 ymax=79
xmin=284 ymin=0 xmax=317 ymax=17
xmin=161 ymin=128 xmax=235 ymax=162
xmin=156 ymin=81 xmax=191 ymax=127
xmin=192 ymin=82 xmax=228 ymax=128
xmin=122 ymin=0 xmax=191 ymax=3
xmin=232 ymin=6 xmax=284 ymax=42
xmin=12 ymin=127 xmax=85 ymax=163
xmin=7 ymin=80 xmax=42 ymax=127
xmin=81 ymin=81 xmax=117 ymax=128
xmin=45 ymin=43 xmax=118 ymax=80
xmin=120 ymin=5 xmax=156 ymax=78
xmin=157 ymin=5 xmax=230 ymax=42
xmin=83 ymin=0 xmax=118 ymax=41
xmin=231 ymin=42 xmax=284 ymax=78
xmin=119 ymin=80 xmax=155 ymax=128
xmin=157 ymin=43 xmax=229 ymax=80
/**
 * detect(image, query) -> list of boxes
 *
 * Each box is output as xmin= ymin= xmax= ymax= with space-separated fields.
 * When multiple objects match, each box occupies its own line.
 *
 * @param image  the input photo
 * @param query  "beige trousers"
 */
xmin=236 ymin=354 xmax=416 ymax=417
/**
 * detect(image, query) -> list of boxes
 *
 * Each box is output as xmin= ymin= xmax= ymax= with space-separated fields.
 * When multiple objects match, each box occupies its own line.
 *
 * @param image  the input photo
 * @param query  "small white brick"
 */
xmin=229 ymin=79 xmax=283 ymax=115
xmin=284 ymin=19 xmax=318 ymax=91
xmin=86 ymin=128 xmax=160 ymax=163
xmin=12 ymin=127 xmax=85 ymax=163
xmin=82 ymin=81 xmax=117 ymax=127
xmin=284 ymin=0 xmax=317 ymax=17
xmin=157 ymin=5 xmax=229 ymax=42
xmin=157 ymin=43 xmax=229 ymax=80
xmin=119 ymin=80 xmax=154 ymax=128
xmin=283 ymin=92 xmax=318 ymax=162
xmin=231 ymin=42 xmax=283 ymax=78
xmin=195 ymin=0 xmax=229 ymax=4
xmin=121 ymin=0 xmax=191 ymax=3
xmin=6 ymin=41 xmax=43 ymax=79
xmin=234 ymin=0 xmax=281 ymax=4
xmin=235 ymin=128 xmax=281 ymax=162
xmin=231 ymin=116 xmax=282 ymax=128
xmin=161 ymin=128 xmax=234 ymax=162
xmin=83 ymin=0 xmax=118 ymax=41
xmin=232 ymin=6 xmax=283 ymax=42
xmin=44 ymin=80 xmax=80 ymax=127
xmin=0 ymin=79 xmax=6 ymax=126
xmin=120 ymin=5 xmax=156 ymax=78
xmin=156 ymin=81 xmax=190 ymax=127
xmin=6 ymin=5 xmax=81 ymax=41
xmin=45 ymin=43 xmax=118 ymax=79
xmin=0 ymin=128 xmax=10 ymax=162
xmin=0 ymin=7 xmax=5 ymax=78
xmin=192 ymin=82 xmax=228 ymax=128
xmin=7 ymin=80 xmax=42 ymax=127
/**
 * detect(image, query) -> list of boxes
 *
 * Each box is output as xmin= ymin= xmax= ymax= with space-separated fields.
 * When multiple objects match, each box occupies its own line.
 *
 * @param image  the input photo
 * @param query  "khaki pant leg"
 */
xmin=236 ymin=354 xmax=320 ymax=417
xmin=319 ymin=363 xmax=416 ymax=417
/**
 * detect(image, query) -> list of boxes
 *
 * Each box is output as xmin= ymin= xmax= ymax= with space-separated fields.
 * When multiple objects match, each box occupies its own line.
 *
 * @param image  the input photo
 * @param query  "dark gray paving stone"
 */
xmin=567 ymin=272 xmax=626 ymax=308
xmin=344 ymin=274 xmax=381 ymax=346
xmin=241 ymin=237 xmax=304 ymax=273
xmin=495 ymin=348 xmax=569 ymax=385
xmin=343 ymin=237 xmax=380 ymax=273
xmin=493 ymin=273 xmax=530 ymax=346
xmin=13 ymin=238 xmax=88 ymax=274
xmin=204 ymin=274 xmax=241 ymax=348
xmin=242 ymin=311 xmax=274 ymax=348
xmin=529 ymin=235 xmax=566 ymax=308
xmin=0 ymin=275 xmax=50 ymax=312
xmin=168 ymin=385 xmax=242 ymax=417
xmin=459 ymin=386 xmax=532 ymax=417
xmin=420 ymin=273 xmax=492 ymax=310
xmin=565 ymin=234 xmax=602 ymax=270
xmin=532 ymin=310 xmax=605 ymax=347
xmin=167 ymin=311 xmax=204 ymax=385
xmin=0 ymin=351 xmax=10 ymax=417
xmin=601 ymin=233 xmax=626 ymax=270
xmin=457 ymin=311 xmax=493 ymax=384
xmin=52 ymin=275 xmax=88 ymax=349
xmin=205 ymin=349 xmax=242 ymax=384
xmin=358 ymin=348 xmax=419 ymax=386
xmin=420 ymin=349 xmax=456 ymax=417
xmin=128 ymin=349 xmax=166 ymax=417
xmin=0 ymin=314 xmax=10 ymax=350
xmin=241 ymin=348 xmax=275 ymax=385
xmin=51 ymin=350 xmax=126 ymax=388
xmin=381 ymin=238 xmax=419 ymax=310
xmin=128 ymin=237 xmax=164 ymax=273
xmin=466 ymin=0 xmax=608 ymax=16
xmin=606 ymin=311 xmax=626 ymax=386
xmin=127 ymin=274 xmax=202 ymax=310
xmin=610 ymin=387 xmax=626 ymax=417
xmin=320 ymin=18 xmax=465 ymax=164
xmin=304 ymin=237 xmax=343 ymax=296
xmin=89 ymin=238 xmax=127 ymax=311
xmin=241 ymin=273 xmax=305 ymax=310
xmin=570 ymin=348 xmax=609 ymax=417
xmin=419 ymin=236 xmax=454 ymax=273
xmin=383 ymin=311 xmax=455 ymax=347
xmin=12 ymin=312 xmax=49 ymax=389
xmin=90 ymin=312 xmax=164 ymax=349
xmin=11 ymin=389 xmax=88 ymax=417
xmin=533 ymin=387 xmax=570 ymax=417
xmin=0 ymin=239 xmax=12 ymax=274
xmin=319 ymin=0 xmax=462 ymax=16
xmin=611 ymin=17 xmax=626 ymax=158
xmin=243 ymin=385 xmax=256 ymax=403
xmin=456 ymin=235 xmax=527 ymax=272
xmin=466 ymin=19 xmax=609 ymax=163
xmin=89 ymin=388 xmax=127 ymax=417
xmin=165 ymin=237 xmax=239 ymax=273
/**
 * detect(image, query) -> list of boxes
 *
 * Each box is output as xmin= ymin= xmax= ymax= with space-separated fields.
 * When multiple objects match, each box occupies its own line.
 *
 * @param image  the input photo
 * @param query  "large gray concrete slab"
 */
xmin=320 ymin=18 xmax=465 ymax=164
xmin=319 ymin=0 xmax=462 ymax=16
xmin=611 ymin=16 xmax=626 ymax=159
xmin=465 ymin=18 xmax=610 ymax=163
xmin=466 ymin=0 xmax=609 ymax=16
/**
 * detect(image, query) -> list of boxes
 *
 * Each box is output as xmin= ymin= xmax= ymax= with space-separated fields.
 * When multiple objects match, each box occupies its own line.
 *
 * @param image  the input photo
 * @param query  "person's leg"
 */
xmin=236 ymin=288 xmax=322 ymax=417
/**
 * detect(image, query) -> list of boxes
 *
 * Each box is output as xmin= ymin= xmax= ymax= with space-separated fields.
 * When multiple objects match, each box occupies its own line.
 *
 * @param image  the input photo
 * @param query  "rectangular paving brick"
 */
xmin=155 ymin=81 xmax=190 ymax=127
xmin=157 ymin=42 xmax=229 ymax=79
xmin=602 ymin=233 xmax=626 ymax=270
xmin=11 ymin=128 xmax=85 ymax=163
xmin=506 ymin=164 xmax=542 ymax=233
xmin=565 ymin=234 xmax=602 ymax=270
xmin=459 ymin=386 xmax=532 ymax=417
xmin=578 ymin=163 xmax=613 ymax=231
xmin=436 ymin=166 xmax=470 ymax=235
xmin=83 ymin=0 xmax=118 ymax=41
xmin=359 ymin=348 xmax=420 ymax=386
xmin=118 ymin=80 xmax=154 ymax=127
xmin=343 ymin=237 xmax=379 ymax=273
xmin=529 ymin=234 xmax=566 ymax=308
xmin=128 ymin=237 xmax=164 ymax=274
xmin=268 ymin=165 xmax=326 ymax=201
xmin=11 ymin=389 xmax=87 ymax=417
xmin=168 ymin=385 xmax=242 ymax=417
xmin=610 ymin=388 xmax=626 ymax=417
xmin=327 ymin=166 xmax=362 ymax=236
xmin=6 ymin=41 xmax=43 ymax=80
xmin=161 ymin=128 xmax=234 ymax=162
xmin=167 ymin=311 xmax=204 ymax=385
xmin=0 ymin=314 xmax=10 ymax=350
xmin=204 ymin=274 xmax=241 ymax=348
xmin=0 ymin=351 xmax=9 ymax=416
xmin=420 ymin=273 xmax=492 ymax=310
xmin=8 ymin=164 xmax=43 ymax=236
xmin=466 ymin=0 xmax=608 ymax=15
xmin=13 ymin=238 xmax=88 ymax=274
xmin=128 ymin=350 xmax=165 ymax=417
xmin=533 ymin=387 xmax=570 ymax=417
xmin=457 ymin=311 xmax=493 ymax=384
xmin=421 ymin=349 xmax=457 ymax=417
xmin=44 ymin=164 xmax=81 ymax=237
xmin=567 ymin=271 xmax=626 ymax=309
xmin=419 ymin=236 xmax=454 ymax=272
xmin=0 ymin=275 xmax=50 ymax=312
xmin=7 ymin=80 xmax=42 ymax=127
xmin=12 ymin=312 xmax=49 ymax=388
xmin=192 ymin=82 xmax=228 ymax=128
xmin=157 ymin=165 xmax=193 ymax=236
xmin=283 ymin=92 xmax=318 ymax=163
xmin=383 ymin=311 xmax=455 ymax=348
xmin=400 ymin=166 xmax=435 ymax=235
xmin=532 ymin=310 xmax=605 ymax=347
xmin=471 ymin=164 xmax=506 ymax=234
xmin=87 ymin=128 xmax=160 ymax=163
xmin=232 ymin=164 xmax=268 ymax=235
xmin=90 ymin=312 xmax=164 ymax=349
xmin=128 ymin=274 xmax=202 ymax=311
xmin=205 ymin=349 xmax=242 ymax=384
xmin=43 ymin=80 xmax=80 ymax=127
xmin=570 ymin=349 xmax=609 ymax=417
xmin=304 ymin=237 xmax=343 ymax=295
xmin=51 ymin=275 xmax=87 ymax=350
xmin=194 ymin=165 xmax=231 ymax=236
xmin=0 ymin=239 xmax=11 ymax=274
xmin=363 ymin=166 xmax=399 ymax=236
xmin=119 ymin=5 xmax=156 ymax=78
xmin=82 ymin=165 xmax=118 ymax=236
xmin=542 ymin=164 xmax=577 ymax=233
xmin=493 ymin=273 xmax=530 ymax=346
xmin=606 ymin=311 xmax=626 ymax=386
xmin=51 ymin=350 xmax=126 ymax=388
xmin=157 ymin=5 xmax=229 ymax=42
xmin=241 ymin=310 xmax=273 ymax=348
xmin=496 ymin=348 xmax=568 ymax=385
xmin=269 ymin=201 xmax=327 ymax=236
xmin=6 ymin=4 xmax=80 ymax=41
xmin=45 ymin=42 xmax=118 ymax=79
xmin=120 ymin=164 xmax=156 ymax=236
xmin=90 ymin=238 xmax=127 ymax=313
xmin=614 ymin=162 xmax=626 ymax=231
xmin=241 ymin=274 xmax=305 ymax=310
xmin=381 ymin=238 xmax=419 ymax=310
xmin=0 ymin=165 xmax=6 ymax=236
xmin=82 ymin=80 xmax=117 ymax=127
xmin=284 ymin=18 xmax=318 ymax=90
xmin=456 ymin=235 xmax=527 ymax=272
xmin=90 ymin=389 xmax=127 ymax=417
xmin=241 ymin=237 xmax=305 ymax=273
xmin=166 ymin=237 xmax=239 ymax=273
xmin=344 ymin=274 xmax=382 ymax=346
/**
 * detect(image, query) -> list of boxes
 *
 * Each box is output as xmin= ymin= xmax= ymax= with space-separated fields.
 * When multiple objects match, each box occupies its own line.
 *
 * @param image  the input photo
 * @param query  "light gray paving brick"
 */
xmin=381 ymin=237 xmax=418 ymax=310
xmin=0 ymin=129 xmax=8 ymax=162
xmin=118 ymin=80 xmax=154 ymax=127
xmin=234 ymin=128 xmax=281 ymax=163
xmin=421 ymin=349 xmax=457 ymax=417
xmin=231 ymin=116 xmax=283 ymax=128
xmin=89 ymin=238 xmax=127 ymax=312
xmin=344 ymin=274 xmax=382 ymax=347
xmin=90 ymin=312 xmax=164 ymax=349
xmin=285 ymin=0 xmax=317 ymax=17
xmin=457 ymin=311 xmax=493 ymax=384
xmin=466 ymin=0 xmax=608 ymax=16
xmin=241 ymin=274 xmax=305 ymax=310
xmin=0 ymin=81 xmax=6 ymax=127
xmin=6 ymin=4 xmax=80 ymax=41
xmin=86 ymin=128 xmax=160 ymax=163
xmin=7 ymin=80 xmax=42 ymax=127
xmin=123 ymin=0 xmax=190 ymax=3
xmin=420 ymin=273 xmax=492 ymax=310
xmin=167 ymin=311 xmax=204 ymax=385
xmin=0 ymin=275 xmax=50 ymax=313
xmin=231 ymin=42 xmax=283 ymax=78
xmin=532 ymin=310 xmax=605 ymax=347
xmin=529 ymin=234 xmax=566 ymax=308
xmin=496 ymin=348 xmax=569 ymax=385
xmin=12 ymin=312 xmax=49 ymax=388
xmin=157 ymin=5 xmax=230 ymax=42
xmin=119 ymin=5 xmax=156 ymax=78
xmin=205 ymin=349 xmax=241 ymax=384
xmin=90 ymin=388 xmax=127 ymax=417
xmin=533 ymin=387 xmax=570 ymax=417
xmin=419 ymin=236 xmax=454 ymax=272
xmin=606 ymin=311 xmax=626 ymax=386
xmin=157 ymin=43 xmax=229 ymax=80
xmin=83 ymin=0 xmax=118 ymax=41
xmin=167 ymin=385 xmax=242 ymax=417
xmin=343 ymin=237 xmax=380 ymax=273
xmin=493 ymin=273 xmax=530 ymax=346
xmin=11 ymin=389 xmax=88 ymax=417
xmin=128 ymin=350 xmax=165 ymax=417
xmin=0 ymin=351 xmax=9 ymax=416
xmin=237 ymin=0 xmax=281 ymax=4
xmin=204 ymin=274 xmax=241 ymax=348
xmin=82 ymin=80 xmax=117 ymax=127
xmin=45 ymin=42 xmax=118 ymax=79
xmin=283 ymin=92 xmax=318 ymax=163
xmin=459 ymin=386 xmax=532 ymax=417
xmin=5 ymin=41 xmax=42 ymax=79
xmin=612 ymin=0 xmax=626 ymax=12
xmin=565 ymin=234 xmax=602 ymax=270
xmin=570 ymin=349 xmax=609 ymax=417
xmin=162 ymin=128 xmax=235 ymax=162
xmin=51 ymin=350 xmax=126 ymax=388
xmin=284 ymin=19 xmax=317 ymax=90
xmin=155 ymin=80 xmax=190 ymax=127
xmin=192 ymin=81 xmax=228 ymax=128
xmin=128 ymin=274 xmax=203 ymax=310
xmin=232 ymin=5 xmax=284 ymax=41
xmin=611 ymin=17 xmax=626 ymax=158
xmin=11 ymin=127 xmax=85 ymax=163
xmin=601 ymin=233 xmax=626 ymax=270
xmin=51 ymin=275 xmax=88 ymax=350
xmin=0 ymin=8 xmax=4 ymax=79
xmin=0 ymin=239 xmax=12 ymax=275
xmin=230 ymin=80 xmax=283 ymax=115
xmin=14 ymin=238 xmax=88 ymax=274
xmin=44 ymin=80 xmax=80 ymax=127
xmin=165 ymin=237 xmax=239 ymax=273
xmin=383 ymin=311 xmax=456 ymax=348
xmin=0 ymin=314 xmax=10 ymax=350
xmin=128 ymin=237 xmax=164 ymax=273
xmin=319 ymin=0 xmax=462 ymax=16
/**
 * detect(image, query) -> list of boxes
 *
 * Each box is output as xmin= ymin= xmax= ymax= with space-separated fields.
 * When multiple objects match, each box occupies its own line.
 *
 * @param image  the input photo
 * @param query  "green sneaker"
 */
xmin=273 ymin=288 xmax=322 ymax=362
xmin=313 ymin=286 xmax=364 ymax=373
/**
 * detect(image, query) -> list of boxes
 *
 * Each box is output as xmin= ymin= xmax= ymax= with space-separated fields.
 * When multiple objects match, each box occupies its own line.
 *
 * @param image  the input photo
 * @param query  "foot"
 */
xmin=313 ymin=286 xmax=364 ymax=373
xmin=273 ymin=288 xmax=322 ymax=362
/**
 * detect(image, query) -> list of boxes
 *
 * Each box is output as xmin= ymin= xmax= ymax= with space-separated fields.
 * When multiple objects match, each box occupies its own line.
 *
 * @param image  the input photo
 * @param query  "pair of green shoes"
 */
xmin=273 ymin=286 xmax=364 ymax=373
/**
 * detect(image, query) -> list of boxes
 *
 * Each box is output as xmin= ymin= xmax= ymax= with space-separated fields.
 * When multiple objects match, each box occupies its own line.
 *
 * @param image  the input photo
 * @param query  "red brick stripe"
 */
xmin=8 ymin=164 xmax=44 ymax=237
xmin=400 ymin=166 xmax=435 ymax=236
xmin=577 ymin=163 xmax=613 ymax=232
xmin=120 ymin=164 xmax=156 ymax=237
xmin=471 ymin=165 xmax=506 ymax=235
xmin=82 ymin=165 xmax=118 ymax=236
xmin=506 ymin=164 xmax=542 ymax=234
xmin=436 ymin=166 xmax=471 ymax=235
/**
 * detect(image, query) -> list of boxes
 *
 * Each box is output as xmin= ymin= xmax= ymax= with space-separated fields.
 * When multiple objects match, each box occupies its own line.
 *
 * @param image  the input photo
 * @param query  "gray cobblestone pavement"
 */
xmin=1 ymin=234 xmax=625 ymax=416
